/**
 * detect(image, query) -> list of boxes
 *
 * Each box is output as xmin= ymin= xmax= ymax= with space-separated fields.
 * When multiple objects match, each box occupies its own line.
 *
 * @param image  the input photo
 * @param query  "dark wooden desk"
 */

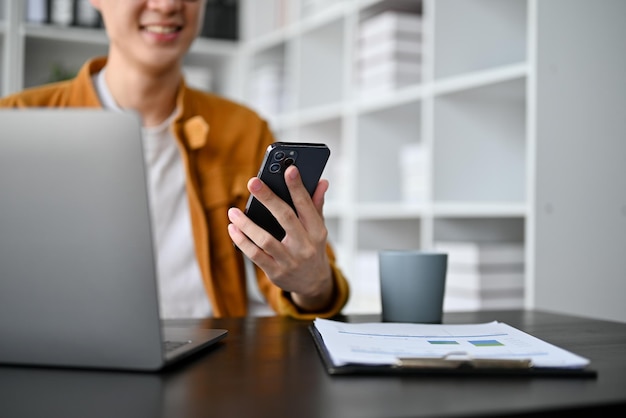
xmin=2 ymin=310 xmax=625 ymax=417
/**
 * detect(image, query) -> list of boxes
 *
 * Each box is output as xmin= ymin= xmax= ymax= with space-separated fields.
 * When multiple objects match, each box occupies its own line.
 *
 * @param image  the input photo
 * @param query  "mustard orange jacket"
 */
xmin=0 ymin=57 xmax=349 ymax=319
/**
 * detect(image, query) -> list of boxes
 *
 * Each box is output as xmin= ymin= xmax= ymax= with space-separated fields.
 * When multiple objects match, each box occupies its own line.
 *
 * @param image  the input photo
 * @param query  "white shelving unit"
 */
xmin=240 ymin=0 xmax=531 ymax=314
xmin=0 ymin=0 xmax=240 ymax=98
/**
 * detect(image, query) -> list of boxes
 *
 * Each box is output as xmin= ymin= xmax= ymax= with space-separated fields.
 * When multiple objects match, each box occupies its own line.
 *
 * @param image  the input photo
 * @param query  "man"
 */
xmin=0 ymin=0 xmax=349 ymax=319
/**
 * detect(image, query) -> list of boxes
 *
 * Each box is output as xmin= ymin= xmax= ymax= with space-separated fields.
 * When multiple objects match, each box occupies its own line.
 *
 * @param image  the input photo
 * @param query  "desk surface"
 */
xmin=2 ymin=310 xmax=625 ymax=417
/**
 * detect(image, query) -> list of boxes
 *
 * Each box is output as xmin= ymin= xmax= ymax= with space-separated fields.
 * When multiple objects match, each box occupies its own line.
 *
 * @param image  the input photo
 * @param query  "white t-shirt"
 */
xmin=94 ymin=69 xmax=210 ymax=319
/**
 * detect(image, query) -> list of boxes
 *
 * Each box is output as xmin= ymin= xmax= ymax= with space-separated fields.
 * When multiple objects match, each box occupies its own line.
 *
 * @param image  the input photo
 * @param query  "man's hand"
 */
xmin=227 ymin=165 xmax=334 ymax=312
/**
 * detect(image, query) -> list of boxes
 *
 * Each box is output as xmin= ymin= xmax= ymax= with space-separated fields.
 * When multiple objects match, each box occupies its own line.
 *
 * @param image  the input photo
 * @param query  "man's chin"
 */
xmin=133 ymin=52 xmax=187 ymax=77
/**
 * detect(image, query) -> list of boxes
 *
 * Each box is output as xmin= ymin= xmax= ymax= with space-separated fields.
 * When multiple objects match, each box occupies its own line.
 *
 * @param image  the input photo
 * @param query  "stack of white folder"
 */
xmin=357 ymin=10 xmax=422 ymax=96
xmin=436 ymin=241 xmax=525 ymax=311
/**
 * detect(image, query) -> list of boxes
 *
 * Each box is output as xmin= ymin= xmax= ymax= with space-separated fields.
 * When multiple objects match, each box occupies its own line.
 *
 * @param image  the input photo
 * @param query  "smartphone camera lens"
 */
xmin=283 ymin=158 xmax=295 ymax=168
xmin=269 ymin=163 xmax=281 ymax=173
xmin=274 ymin=151 xmax=285 ymax=161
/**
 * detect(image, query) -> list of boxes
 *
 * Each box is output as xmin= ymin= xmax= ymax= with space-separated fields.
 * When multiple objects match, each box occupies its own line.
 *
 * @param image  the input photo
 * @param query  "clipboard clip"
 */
xmin=395 ymin=351 xmax=533 ymax=370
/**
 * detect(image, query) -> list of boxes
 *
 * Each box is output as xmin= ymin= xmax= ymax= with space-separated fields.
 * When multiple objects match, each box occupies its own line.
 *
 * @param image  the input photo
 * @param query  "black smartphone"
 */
xmin=244 ymin=142 xmax=331 ymax=240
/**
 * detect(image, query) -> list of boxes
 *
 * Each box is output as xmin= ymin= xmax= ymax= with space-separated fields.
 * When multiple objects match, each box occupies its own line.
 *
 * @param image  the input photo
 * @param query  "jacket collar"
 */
xmin=70 ymin=57 xmax=107 ymax=107
xmin=174 ymin=79 xmax=209 ymax=150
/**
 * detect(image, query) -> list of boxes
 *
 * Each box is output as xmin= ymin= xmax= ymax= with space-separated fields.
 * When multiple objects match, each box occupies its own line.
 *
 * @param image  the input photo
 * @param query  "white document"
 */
xmin=313 ymin=319 xmax=590 ymax=369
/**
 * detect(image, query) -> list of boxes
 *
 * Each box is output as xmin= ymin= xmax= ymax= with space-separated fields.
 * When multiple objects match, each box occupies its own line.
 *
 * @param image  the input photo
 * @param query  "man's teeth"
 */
xmin=145 ymin=25 xmax=178 ymax=34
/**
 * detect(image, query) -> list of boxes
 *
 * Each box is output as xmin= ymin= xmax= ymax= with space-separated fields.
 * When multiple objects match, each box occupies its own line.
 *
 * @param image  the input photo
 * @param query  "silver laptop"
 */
xmin=0 ymin=109 xmax=227 ymax=371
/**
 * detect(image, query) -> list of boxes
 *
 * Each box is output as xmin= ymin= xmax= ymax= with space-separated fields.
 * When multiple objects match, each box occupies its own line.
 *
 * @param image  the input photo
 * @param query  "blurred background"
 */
xmin=1 ymin=0 xmax=624 ymax=322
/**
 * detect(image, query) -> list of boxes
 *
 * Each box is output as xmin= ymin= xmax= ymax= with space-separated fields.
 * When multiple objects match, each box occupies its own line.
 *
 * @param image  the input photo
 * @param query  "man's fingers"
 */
xmin=247 ymin=177 xmax=293 ymax=220
xmin=311 ymin=179 xmax=329 ymax=216
xmin=284 ymin=166 xmax=327 ymax=235
xmin=227 ymin=209 xmax=280 ymax=272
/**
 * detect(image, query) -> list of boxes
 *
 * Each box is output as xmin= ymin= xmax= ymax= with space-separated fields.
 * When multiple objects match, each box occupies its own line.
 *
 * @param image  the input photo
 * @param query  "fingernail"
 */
xmin=288 ymin=165 xmax=299 ymax=180
xmin=228 ymin=207 xmax=240 ymax=220
xmin=249 ymin=178 xmax=262 ymax=192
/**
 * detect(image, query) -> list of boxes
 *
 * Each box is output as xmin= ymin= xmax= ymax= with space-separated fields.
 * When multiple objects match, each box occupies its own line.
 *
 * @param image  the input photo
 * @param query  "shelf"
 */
xmin=356 ymin=203 xmax=427 ymax=220
xmin=355 ymin=63 xmax=527 ymax=118
xmin=351 ymin=202 xmax=526 ymax=221
xmin=357 ymin=218 xmax=422 ymax=250
xmin=297 ymin=1 xmax=350 ymax=35
xmin=295 ymin=114 xmax=343 ymax=148
xmin=432 ymin=202 xmax=527 ymax=218
xmin=244 ymin=25 xmax=294 ymax=54
xmin=276 ymin=101 xmax=344 ymax=130
xmin=433 ymin=217 xmax=525 ymax=243
xmin=24 ymin=23 xmax=108 ymax=45
xmin=357 ymin=82 xmax=424 ymax=115
xmin=432 ymin=62 xmax=527 ymax=97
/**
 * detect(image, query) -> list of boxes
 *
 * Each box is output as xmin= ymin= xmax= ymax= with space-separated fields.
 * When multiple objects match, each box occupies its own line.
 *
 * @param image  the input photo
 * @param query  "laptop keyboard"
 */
xmin=163 ymin=340 xmax=192 ymax=353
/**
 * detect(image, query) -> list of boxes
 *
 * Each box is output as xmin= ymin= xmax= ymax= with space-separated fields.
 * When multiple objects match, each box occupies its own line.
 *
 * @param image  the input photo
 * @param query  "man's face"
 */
xmin=91 ymin=0 xmax=206 ymax=74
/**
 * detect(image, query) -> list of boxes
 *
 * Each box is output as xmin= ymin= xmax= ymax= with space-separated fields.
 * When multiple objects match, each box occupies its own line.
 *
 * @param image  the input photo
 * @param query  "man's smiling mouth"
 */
xmin=143 ymin=25 xmax=181 ymax=34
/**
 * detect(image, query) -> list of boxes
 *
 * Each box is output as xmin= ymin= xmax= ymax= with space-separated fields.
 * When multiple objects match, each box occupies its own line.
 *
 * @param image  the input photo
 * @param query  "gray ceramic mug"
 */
xmin=379 ymin=250 xmax=448 ymax=323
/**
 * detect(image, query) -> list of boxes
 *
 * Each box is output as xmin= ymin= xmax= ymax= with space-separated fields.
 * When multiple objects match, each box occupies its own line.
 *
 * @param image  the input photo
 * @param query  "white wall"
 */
xmin=533 ymin=0 xmax=626 ymax=322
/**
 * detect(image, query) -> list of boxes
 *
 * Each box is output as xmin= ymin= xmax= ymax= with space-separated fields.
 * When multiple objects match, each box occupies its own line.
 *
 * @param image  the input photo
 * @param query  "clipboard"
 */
xmin=309 ymin=325 xmax=597 ymax=378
